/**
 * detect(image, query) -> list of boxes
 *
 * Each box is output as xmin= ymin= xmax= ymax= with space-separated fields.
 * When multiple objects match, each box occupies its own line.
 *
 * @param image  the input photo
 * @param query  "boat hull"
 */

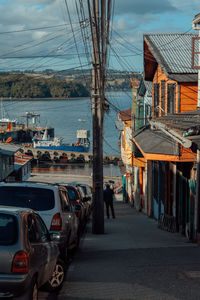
xmin=34 ymin=145 xmax=89 ymax=152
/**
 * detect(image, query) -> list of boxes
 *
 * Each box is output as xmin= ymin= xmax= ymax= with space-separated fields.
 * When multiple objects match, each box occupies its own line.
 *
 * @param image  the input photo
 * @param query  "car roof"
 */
xmin=0 ymin=205 xmax=34 ymax=215
xmin=0 ymin=181 xmax=58 ymax=191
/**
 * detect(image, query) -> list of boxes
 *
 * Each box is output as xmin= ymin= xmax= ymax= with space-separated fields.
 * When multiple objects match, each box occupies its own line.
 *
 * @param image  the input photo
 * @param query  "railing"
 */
xmin=31 ymin=167 xmax=121 ymax=178
xmin=158 ymin=213 xmax=177 ymax=233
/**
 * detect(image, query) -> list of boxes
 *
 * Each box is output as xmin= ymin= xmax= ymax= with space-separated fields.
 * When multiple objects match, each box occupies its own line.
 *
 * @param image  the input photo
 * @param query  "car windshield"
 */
xmin=79 ymin=185 xmax=87 ymax=195
xmin=0 ymin=187 xmax=55 ymax=211
xmin=67 ymin=188 xmax=77 ymax=201
xmin=0 ymin=213 xmax=18 ymax=245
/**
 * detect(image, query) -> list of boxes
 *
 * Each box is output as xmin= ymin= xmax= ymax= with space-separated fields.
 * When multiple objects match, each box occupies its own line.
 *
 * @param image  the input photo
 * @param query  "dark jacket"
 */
xmin=103 ymin=187 xmax=114 ymax=203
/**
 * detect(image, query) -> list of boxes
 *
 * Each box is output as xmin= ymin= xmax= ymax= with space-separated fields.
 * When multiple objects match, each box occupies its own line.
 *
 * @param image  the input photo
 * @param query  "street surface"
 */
xmin=32 ymin=174 xmax=200 ymax=300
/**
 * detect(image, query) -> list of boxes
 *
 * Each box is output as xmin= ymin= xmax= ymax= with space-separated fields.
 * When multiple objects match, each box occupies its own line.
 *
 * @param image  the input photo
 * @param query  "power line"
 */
xmin=0 ymin=23 xmax=79 ymax=35
xmin=64 ymin=0 xmax=88 ymax=86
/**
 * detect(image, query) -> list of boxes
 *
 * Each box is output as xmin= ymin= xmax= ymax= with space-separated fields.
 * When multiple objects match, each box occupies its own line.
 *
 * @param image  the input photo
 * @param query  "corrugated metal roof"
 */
xmin=156 ymin=110 xmax=200 ymax=149
xmin=133 ymin=126 xmax=179 ymax=155
xmin=118 ymin=108 xmax=131 ymax=121
xmin=158 ymin=110 xmax=200 ymax=133
xmin=0 ymin=143 xmax=20 ymax=155
xmin=14 ymin=152 xmax=32 ymax=171
xmin=144 ymin=33 xmax=198 ymax=74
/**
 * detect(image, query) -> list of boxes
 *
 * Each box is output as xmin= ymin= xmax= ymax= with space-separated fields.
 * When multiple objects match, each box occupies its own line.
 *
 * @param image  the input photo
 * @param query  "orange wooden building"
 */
xmin=144 ymin=33 xmax=198 ymax=117
xmin=130 ymin=33 xmax=199 ymax=240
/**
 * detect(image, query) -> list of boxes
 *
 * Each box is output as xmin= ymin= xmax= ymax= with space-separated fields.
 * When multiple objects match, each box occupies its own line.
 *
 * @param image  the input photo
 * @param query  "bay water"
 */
xmin=3 ymin=91 xmax=132 ymax=177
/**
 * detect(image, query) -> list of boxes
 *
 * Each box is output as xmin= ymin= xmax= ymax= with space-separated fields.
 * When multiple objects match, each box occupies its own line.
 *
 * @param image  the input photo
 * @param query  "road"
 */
xmin=33 ymin=173 xmax=200 ymax=300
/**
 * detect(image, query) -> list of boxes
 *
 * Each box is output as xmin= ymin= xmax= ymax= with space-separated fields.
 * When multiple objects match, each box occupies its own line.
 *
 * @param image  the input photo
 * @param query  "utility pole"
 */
xmin=87 ymin=0 xmax=111 ymax=233
xmin=87 ymin=0 xmax=103 ymax=234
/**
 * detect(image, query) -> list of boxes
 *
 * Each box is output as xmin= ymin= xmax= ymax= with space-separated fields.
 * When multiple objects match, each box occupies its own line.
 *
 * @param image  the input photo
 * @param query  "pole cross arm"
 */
xmin=149 ymin=119 xmax=192 ymax=148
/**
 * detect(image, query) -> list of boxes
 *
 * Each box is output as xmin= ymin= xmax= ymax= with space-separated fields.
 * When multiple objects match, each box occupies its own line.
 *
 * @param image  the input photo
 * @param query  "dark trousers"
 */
xmin=105 ymin=201 xmax=115 ymax=218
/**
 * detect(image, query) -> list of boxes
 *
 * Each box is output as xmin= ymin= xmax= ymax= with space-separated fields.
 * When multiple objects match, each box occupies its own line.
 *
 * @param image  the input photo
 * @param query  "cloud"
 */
xmin=114 ymin=0 xmax=178 ymax=16
xmin=171 ymin=0 xmax=200 ymax=11
xmin=16 ymin=0 xmax=56 ymax=4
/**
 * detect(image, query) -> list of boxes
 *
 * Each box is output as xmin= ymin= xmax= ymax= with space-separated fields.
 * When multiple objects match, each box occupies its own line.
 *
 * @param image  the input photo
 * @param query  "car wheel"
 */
xmin=32 ymin=281 xmax=38 ymax=300
xmin=44 ymin=259 xmax=65 ymax=292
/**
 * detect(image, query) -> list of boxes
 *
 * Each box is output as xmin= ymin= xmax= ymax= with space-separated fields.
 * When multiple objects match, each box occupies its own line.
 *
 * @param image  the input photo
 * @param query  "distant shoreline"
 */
xmin=0 ymin=97 xmax=90 ymax=101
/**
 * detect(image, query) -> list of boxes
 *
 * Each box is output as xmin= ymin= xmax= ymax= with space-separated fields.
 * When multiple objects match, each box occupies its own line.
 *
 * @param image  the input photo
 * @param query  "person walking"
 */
xmin=103 ymin=184 xmax=115 ymax=219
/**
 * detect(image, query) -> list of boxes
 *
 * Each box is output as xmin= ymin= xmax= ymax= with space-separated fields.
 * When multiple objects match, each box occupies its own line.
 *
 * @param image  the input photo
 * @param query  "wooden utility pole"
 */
xmin=87 ymin=0 xmax=103 ymax=234
xmin=87 ymin=0 xmax=110 ymax=233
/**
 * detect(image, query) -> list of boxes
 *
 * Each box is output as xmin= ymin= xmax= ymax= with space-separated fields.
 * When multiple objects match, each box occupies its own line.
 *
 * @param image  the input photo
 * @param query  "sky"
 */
xmin=0 ymin=0 xmax=200 ymax=73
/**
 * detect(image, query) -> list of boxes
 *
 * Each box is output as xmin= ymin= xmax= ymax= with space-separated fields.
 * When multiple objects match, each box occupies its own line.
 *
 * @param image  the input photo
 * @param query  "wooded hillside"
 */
xmin=0 ymin=74 xmax=89 ymax=98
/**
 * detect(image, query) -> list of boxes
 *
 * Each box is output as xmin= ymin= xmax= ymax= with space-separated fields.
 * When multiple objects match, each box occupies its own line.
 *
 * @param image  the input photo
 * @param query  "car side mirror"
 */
xmin=50 ymin=232 xmax=61 ymax=241
xmin=74 ymin=204 xmax=81 ymax=211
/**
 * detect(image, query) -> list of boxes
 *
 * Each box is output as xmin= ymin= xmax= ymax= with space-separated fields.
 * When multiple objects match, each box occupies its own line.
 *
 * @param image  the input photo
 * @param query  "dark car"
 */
xmin=0 ymin=206 xmax=65 ymax=299
xmin=76 ymin=183 xmax=92 ymax=217
xmin=64 ymin=184 xmax=86 ymax=231
xmin=75 ymin=184 xmax=92 ymax=221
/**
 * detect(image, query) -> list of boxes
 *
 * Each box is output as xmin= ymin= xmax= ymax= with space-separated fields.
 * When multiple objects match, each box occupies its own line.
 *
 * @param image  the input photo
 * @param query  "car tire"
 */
xmin=43 ymin=259 xmax=65 ymax=292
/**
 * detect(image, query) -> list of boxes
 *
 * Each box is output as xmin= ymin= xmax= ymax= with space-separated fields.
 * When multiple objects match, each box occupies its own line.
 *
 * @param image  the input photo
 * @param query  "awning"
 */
xmin=132 ymin=127 xmax=196 ymax=162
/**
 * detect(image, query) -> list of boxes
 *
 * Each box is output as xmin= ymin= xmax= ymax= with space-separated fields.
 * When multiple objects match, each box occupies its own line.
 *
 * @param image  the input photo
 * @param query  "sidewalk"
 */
xmin=53 ymin=196 xmax=200 ymax=300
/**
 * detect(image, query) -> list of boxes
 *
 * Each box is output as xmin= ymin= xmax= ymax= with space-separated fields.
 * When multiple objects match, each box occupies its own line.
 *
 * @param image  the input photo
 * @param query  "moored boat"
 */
xmin=32 ymin=129 xmax=90 ymax=153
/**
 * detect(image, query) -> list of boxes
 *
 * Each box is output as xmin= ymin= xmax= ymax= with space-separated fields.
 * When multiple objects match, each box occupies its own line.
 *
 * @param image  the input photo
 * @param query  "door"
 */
xmin=34 ymin=214 xmax=58 ymax=281
xmin=59 ymin=188 xmax=74 ymax=248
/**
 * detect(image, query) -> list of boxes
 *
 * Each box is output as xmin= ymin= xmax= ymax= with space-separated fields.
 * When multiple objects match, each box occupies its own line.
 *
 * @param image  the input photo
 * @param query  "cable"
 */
xmin=64 ymin=0 xmax=88 ymax=86
xmin=0 ymin=24 xmax=79 ymax=35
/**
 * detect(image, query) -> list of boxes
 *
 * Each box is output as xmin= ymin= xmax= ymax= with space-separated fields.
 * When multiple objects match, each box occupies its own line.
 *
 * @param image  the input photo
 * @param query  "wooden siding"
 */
xmin=152 ymin=66 xmax=178 ymax=117
xmin=132 ymin=155 xmax=146 ymax=168
xmin=180 ymin=83 xmax=198 ymax=112
xmin=152 ymin=65 xmax=198 ymax=116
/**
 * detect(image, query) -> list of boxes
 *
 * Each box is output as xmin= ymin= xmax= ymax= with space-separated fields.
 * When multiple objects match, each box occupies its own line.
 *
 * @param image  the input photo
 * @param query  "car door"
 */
xmin=34 ymin=214 xmax=58 ymax=283
xmin=59 ymin=188 xmax=76 ymax=248
xmin=27 ymin=213 xmax=56 ymax=287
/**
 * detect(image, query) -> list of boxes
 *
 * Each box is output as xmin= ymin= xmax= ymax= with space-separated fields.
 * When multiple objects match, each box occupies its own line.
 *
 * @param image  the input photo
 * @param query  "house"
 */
xmin=117 ymin=78 xmax=152 ymax=208
xmin=144 ymin=33 xmax=198 ymax=117
xmin=131 ymin=78 xmax=152 ymax=211
xmin=117 ymin=108 xmax=133 ymax=203
xmin=129 ymin=32 xmax=199 ymax=241
xmin=11 ymin=151 xmax=32 ymax=181
xmin=0 ymin=144 xmax=21 ymax=181
xmin=0 ymin=143 xmax=32 ymax=182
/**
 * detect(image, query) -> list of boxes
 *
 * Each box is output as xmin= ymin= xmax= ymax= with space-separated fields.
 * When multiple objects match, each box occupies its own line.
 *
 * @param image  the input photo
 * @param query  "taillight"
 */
xmin=50 ymin=213 xmax=62 ymax=231
xmin=12 ymin=251 xmax=29 ymax=274
xmin=75 ymin=211 xmax=80 ymax=217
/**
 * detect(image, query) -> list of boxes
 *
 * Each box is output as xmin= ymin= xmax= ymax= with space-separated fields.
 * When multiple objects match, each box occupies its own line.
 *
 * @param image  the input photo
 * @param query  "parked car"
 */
xmin=0 ymin=182 xmax=79 ymax=263
xmin=75 ymin=184 xmax=92 ymax=220
xmin=76 ymin=183 xmax=93 ymax=216
xmin=63 ymin=184 xmax=86 ymax=232
xmin=0 ymin=206 xmax=65 ymax=299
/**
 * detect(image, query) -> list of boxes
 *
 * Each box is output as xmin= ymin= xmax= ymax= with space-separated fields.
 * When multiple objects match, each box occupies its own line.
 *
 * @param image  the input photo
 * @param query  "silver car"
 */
xmin=0 ymin=182 xmax=79 ymax=262
xmin=0 ymin=206 xmax=65 ymax=299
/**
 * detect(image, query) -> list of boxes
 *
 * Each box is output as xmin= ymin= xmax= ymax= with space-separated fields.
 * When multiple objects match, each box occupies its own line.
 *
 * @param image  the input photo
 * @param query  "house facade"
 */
xmin=0 ymin=144 xmax=20 ymax=181
xmin=144 ymin=33 xmax=198 ymax=117
xmin=124 ymin=33 xmax=200 ymax=241
xmin=0 ymin=144 xmax=32 ymax=182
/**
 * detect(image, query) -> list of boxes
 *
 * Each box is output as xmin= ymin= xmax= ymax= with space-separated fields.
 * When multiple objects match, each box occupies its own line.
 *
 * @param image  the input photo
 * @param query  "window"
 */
xmin=161 ymin=80 xmax=166 ymax=116
xmin=0 ymin=186 xmax=55 ymax=211
xmin=59 ymin=190 xmax=71 ymax=212
xmin=0 ymin=213 xmax=18 ymax=245
xmin=27 ymin=215 xmax=40 ymax=243
xmin=167 ymin=83 xmax=176 ymax=114
xmin=67 ymin=188 xmax=77 ymax=201
xmin=153 ymin=83 xmax=159 ymax=117
xmin=34 ymin=214 xmax=50 ymax=243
